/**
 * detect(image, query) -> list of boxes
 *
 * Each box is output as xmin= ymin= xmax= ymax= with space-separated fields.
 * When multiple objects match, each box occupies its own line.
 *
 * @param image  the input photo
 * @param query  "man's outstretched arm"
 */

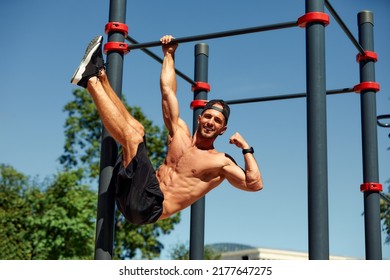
xmin=160 ymin=35 xmax=180 ymax=137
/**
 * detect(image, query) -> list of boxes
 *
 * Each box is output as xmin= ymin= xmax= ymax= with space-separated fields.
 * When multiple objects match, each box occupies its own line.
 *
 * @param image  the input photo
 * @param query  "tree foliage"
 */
xmin=379 ymin=134 xmax=390 ymax=244
xmin=114 ymin=213 xmax=180 ymax=259
xmin=0 ymin=164 xmax=96 ymax=259
xmin=168 ymin=242 xmax=221 ymax=260
xmin=381 ymin=183 xmax=390 ymax=244
xmin=0 ymin=164 xmax=33 ymax=259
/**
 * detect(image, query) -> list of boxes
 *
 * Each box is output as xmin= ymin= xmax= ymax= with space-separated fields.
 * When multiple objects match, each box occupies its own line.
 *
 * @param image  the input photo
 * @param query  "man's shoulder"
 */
xmin=223 ymin=152 xmax=238 ymax=165
xmin=176 ymin=118 xmax=191 ymax=136
xmin=178 ymin=118 xmax=190 ymax=129
xmin=167 ymin=119 xmax=191 ymax=140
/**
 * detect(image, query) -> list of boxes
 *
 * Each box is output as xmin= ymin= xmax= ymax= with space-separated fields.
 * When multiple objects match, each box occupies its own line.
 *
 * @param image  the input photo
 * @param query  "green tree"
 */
xmin=168 ymin=242 xmax=221 ymax=260
xmin=60 ymin=89 xmax=180 ymax=259
xmin=379 ymin=136 xmax=390 ymax=244
xmin=381 ymin=183 xmax=390 ymax=244
xmin=26 ymin=169 xmax=96 ymax=259
xmin=0 ymin=165 xmax=96 ymax=259
xmin=0 ymin=164 xmax=33 ymax=259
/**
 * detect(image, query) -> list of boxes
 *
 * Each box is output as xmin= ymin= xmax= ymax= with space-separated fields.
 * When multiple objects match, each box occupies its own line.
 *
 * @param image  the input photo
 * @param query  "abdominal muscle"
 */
xmin=156 ymin=146 xmax=226 ymax=220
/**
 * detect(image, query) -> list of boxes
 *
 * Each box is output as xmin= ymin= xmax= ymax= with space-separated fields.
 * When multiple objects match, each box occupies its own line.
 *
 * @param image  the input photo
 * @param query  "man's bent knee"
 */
xmin=122 ymin=132 xmax=144 ymax=167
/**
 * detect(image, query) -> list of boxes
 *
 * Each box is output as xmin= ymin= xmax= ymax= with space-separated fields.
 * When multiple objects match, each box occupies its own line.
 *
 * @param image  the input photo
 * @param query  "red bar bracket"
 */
xmin=105 ymin=22 xmax=129 ymax=37
xmin=353 ymin=82 xmax=380 ymax=93
xmin=298 ymin=12 xmax=330 ymax=28
xmin=190 ymin=100 xmax=208 ymax=109
xmin=356 ymin=51 xmax=378 ymax=63
xmin=191 ymin=81 xmax=211 ymax=92
xmin=104 ymin=42 xmax=129 ymax=54
xmin=360 ymin=182 xmax=383 ymax=192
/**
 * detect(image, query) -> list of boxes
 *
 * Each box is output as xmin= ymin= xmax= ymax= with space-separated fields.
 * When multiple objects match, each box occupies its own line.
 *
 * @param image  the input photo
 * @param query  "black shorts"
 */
xmin=114 ymin=141 xmax=164 ymax=225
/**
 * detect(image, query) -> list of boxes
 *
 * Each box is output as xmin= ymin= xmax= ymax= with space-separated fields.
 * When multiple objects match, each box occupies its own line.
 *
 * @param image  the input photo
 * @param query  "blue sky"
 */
xmin=1 ymin=0 xmax=389 ymax=260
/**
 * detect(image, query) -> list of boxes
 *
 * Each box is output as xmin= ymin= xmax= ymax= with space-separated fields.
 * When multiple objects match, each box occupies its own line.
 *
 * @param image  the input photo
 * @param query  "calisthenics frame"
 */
xmin=94 ymin=0 xmax=383 ymax=260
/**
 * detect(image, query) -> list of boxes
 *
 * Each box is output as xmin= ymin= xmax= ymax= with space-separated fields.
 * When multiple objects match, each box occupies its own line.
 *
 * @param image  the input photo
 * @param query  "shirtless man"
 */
xmin=71 ymin=35 xmax=263 ymax=225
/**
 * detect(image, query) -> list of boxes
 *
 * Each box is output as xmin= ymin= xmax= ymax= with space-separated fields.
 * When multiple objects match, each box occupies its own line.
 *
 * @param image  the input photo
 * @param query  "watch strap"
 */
xmin=242 ymin=147 xmax=254 ymax=155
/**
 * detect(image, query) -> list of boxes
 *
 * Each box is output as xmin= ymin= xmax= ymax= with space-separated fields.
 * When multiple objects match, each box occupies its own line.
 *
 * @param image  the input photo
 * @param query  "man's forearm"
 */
xmin=244 ymin=153 xmax=263 ymax=191
xmin=160 ymin=52 xmax=176 ymax=95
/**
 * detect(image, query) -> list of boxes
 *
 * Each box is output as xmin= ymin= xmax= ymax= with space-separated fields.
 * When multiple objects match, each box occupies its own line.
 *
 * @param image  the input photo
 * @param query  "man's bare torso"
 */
xmin=156 ymin=128 xmax=230 ymax=219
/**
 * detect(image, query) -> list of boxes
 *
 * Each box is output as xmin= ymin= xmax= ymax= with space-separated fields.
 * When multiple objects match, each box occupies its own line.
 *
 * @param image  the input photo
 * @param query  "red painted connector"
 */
xmin=191 ymin=81 xmax=211 ymax=92
xmin=103 ymin=42 xmax=129 ymax=54
xmin=298 ymin=12 xmax=330 ymax=28
xmin=353 ymin=82 xmax=380 ymax=93
xmin=356 ymin=51 xmax=378 ymax=63
xmin=360 ymin=182 xmax=383 ymax=192
xmin=190 ymin=100 xmax=208 ymax=109
xmin=105 ymin=22 xmax=129 ymax=37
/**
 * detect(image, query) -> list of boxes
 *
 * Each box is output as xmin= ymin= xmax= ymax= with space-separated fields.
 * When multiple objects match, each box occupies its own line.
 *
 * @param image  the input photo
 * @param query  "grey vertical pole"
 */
xmin=94 ymin=0 xmax=127 ymax=260
xmin=305 ymin=0 xmax=329 ymax=260
xmin=357 ymin=11 xmax=382 ymax=260
xmin=189 ymin=43 xmax=209 ymax=260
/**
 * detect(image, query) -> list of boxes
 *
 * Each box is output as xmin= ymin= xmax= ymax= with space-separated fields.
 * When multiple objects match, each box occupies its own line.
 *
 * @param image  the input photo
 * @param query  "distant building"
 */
xmin=208 ymin=243 xmax=357 ymax=260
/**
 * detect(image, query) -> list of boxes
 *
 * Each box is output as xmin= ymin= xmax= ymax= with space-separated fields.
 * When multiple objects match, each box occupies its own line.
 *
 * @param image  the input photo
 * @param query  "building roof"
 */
xmin=208 ymin=243 xmax=256 ymax=253
xmin=207 ymin=243 xmax=357 ymax=260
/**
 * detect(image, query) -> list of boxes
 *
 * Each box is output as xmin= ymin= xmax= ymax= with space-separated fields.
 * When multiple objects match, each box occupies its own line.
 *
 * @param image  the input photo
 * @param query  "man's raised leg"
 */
xmin=86 ymin=75 xmax=144 ymax=166
xmin=71 ymin=36 xmax=143 ymax=166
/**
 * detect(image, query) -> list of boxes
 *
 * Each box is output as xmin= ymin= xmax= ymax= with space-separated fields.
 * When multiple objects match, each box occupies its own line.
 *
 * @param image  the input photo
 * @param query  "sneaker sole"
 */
xmin=70 ymin=36 xmax=103 ymax=85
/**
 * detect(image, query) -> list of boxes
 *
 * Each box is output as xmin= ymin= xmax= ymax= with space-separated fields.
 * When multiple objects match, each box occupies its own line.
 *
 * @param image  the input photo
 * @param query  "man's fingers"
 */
xmin=160 ymin=35 xmax=175 ymax=45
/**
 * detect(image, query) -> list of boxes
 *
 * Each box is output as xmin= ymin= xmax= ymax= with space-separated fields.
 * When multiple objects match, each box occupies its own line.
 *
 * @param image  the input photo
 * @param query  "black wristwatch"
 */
xmin=242 ymin=147 xmax=254 ymax=155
